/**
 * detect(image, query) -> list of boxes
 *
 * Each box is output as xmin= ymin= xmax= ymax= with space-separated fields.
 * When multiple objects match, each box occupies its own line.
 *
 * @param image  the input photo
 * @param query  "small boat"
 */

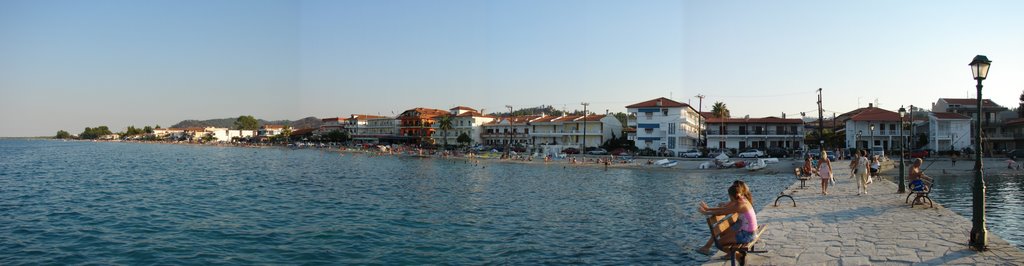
xmin=746 ymin=159 xmax=768 ymax=171
xmin=654 ymin=158 xmax=678 ymax=168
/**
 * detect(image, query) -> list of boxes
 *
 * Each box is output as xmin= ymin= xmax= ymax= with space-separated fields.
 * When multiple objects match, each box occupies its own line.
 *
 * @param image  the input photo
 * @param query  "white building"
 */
xmin=481 ymin=115 xmax=539 ymax=148
xmin=928 ymin=112 xmax=971 ymax=152
xmin=531 ymin=114 xmax=623 ymax=155
xmin=707 ymin=116 xmax=804 ymax=152
xmin=351 ymin=116 xmax=400 ymax=143
xmin=843 ymin=107 xmax=906 ymax=151
xmin=431 ymin=106 xmax=494 ymax=146
xmin=316 ymin=117 xmax=348 ymax=136
xmin=625 ymin=97 xmax=702 ymax=156
xmin=258 ymin=125 xmax=285 ymax=137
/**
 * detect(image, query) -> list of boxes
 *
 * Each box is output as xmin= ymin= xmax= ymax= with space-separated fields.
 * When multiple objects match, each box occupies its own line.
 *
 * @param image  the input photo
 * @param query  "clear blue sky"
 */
xmin=2 ymin=0 xmax=1022 ymax=137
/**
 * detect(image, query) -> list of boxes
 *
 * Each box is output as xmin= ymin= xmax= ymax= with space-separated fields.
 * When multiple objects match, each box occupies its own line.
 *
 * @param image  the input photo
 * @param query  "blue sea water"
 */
xmin=0 ymin=140 xmax=792 ymax=264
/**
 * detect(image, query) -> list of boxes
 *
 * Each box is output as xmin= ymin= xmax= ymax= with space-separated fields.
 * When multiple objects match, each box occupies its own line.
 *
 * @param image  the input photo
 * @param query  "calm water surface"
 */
xmin=2 ymin=140 xmax=794 ymax=264
xmin=927 ymin=167 xmax=1024 ymax=250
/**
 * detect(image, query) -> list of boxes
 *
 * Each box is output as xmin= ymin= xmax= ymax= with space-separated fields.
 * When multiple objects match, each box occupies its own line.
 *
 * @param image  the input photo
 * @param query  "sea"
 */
xmin=1 ymin=139 xmax=1020 ymax=264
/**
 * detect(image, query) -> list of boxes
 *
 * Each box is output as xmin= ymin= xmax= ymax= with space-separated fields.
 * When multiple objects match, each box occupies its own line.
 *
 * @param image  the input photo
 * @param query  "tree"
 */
xmin=711 ymin=102 xmax=730 ymax=148
xmin=79 ymin=126 xmax=113 ymax=139
xmin=155 ymin=125 xmax=161 ymax=129
xmin=325 ymin=130 xmax=350 ymax=142
xmin=437 ymin=115 xmax=454 ymax=149
xmin=143 ymin=126 xmax=154 ymax=134
xmin=55 ymin=130 xmax=71 ymax=139
xmin=280 ymin=126 xmax=292 ymax=143
xmin=125 ymin=126 xmax=142 ymax=136
xmin=613 ymin=112 xmax=629 ymax=126
xmin=1018 ymin=90 xmax=1024 ymax=118
xmin=234 ymin=115 xmax=259 ymax=130
xmin=457 ymin=132 xmax=472 ymax=147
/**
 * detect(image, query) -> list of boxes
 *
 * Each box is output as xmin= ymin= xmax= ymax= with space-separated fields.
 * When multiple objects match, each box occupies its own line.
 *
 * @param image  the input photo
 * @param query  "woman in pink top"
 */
xmin=817 ymin=150 xmax=833 ymax=195
xmin=699 ymin=182 xmax=758 ymax=251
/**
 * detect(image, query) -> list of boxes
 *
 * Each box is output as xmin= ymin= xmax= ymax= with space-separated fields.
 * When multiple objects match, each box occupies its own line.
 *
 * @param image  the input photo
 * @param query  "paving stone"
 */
xmin=702 ymin=163 xmax=1024 ymax=266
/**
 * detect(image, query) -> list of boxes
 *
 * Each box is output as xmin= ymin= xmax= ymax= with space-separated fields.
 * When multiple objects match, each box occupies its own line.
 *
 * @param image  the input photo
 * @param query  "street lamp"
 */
xmin=857 ymin=130 xmax=862 ymax=150
xmin=898 ymin=106 xmax=907 ymax=193
xmin=870 ymin=124 xmax=875 ymax=152
xmin=506 ymin=105 xmax=513 ymax=159
xmin=581 ymin=102 xmax=589 ymax=154
xmin=969 ymin=54 xmax=991 ymax=251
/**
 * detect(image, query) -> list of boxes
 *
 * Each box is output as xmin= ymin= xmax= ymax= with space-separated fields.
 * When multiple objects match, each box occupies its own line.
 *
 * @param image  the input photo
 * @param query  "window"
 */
xmin=645 ymin=112 xmax=653 ymax=120
xmin=668 ymin=137 xmax=676 ymax=149
xmin=668 ymin=123 xmax=676 ymax=134
xmin=645 ymin=128 xmax=654 ymax=134
xmin=662 ymin=109 xmax=669 ymax=116
xmin=645 ymin=140 xmax=653 ymax=147
xmin=739 ymin=126 xmax=747 ymax=135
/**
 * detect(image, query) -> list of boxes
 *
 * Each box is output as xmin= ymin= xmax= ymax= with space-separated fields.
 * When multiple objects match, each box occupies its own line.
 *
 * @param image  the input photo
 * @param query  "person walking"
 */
xmin=848 ymin=149 xmax=860 ymax=179
xmin=856 ymin=150 xmax=870 ymax=195
xmin=818 ymin=150 xmax=834 ymax=195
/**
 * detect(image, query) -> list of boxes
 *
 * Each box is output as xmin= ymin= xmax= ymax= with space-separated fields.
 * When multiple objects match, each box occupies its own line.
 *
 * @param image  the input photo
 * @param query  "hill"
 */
xmin=170 ymin=117 xmax=322 ymax=130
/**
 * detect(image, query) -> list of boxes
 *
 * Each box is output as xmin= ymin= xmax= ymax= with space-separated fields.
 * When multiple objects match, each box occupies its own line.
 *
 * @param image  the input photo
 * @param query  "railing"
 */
xmin=706 ymin=130 xmax=803 ymax=136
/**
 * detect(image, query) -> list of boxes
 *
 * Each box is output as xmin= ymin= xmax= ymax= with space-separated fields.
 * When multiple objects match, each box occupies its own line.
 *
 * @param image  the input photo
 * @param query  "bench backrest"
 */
xmin=706 ymin=213 xmax=738 ymax=238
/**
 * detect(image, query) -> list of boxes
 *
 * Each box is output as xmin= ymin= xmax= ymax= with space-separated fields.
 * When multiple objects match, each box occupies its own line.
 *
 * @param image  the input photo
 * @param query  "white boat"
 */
xmin=746 ymin=159 xmax=768 ymax=171
xmin=654 ymin=158 xmax=678 ymax=168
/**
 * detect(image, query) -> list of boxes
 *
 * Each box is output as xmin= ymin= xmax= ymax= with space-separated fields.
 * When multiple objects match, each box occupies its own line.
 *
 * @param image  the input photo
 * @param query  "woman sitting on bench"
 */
xmin=698 ymin=181 xmax=758 ymax=255
xmin=696 ymin=181 xmax=753 ymax=255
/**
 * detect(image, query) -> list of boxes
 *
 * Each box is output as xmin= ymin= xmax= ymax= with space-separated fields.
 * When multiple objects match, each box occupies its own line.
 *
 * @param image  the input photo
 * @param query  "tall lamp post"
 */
xmin=506 ymin=105 xmax=513 ymax=159
xmin=969 ymin=55 xmax=991 ymax=251
xmin=898 ymin=106 xmax=907 ymax=193
xmin=581 ymin=102 xmax=589 ymax=154
xmin=857 ymin=130 xmax=862 ymax=150
xmin=870 ymin=124 xmax=875 ymax=152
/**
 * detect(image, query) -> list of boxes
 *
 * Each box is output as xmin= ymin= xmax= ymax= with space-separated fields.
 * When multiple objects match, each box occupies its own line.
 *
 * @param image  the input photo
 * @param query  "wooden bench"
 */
xmin=905 ymin=178 xmax=934 ymax=208
xmin=794 ymin=168 xmax=812 ymax=189
xmin=706 ymin=213 xmax=768 ymax=266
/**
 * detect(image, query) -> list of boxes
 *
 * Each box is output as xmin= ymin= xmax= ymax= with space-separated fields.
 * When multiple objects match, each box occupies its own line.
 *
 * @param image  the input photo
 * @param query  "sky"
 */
xmin=1 ymin=0 xmax=1023 ymax=137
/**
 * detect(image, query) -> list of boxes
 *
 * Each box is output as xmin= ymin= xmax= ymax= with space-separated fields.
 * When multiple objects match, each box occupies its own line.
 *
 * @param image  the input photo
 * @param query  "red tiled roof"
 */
xmin=625 ymin=97 xmax=689 ymax=108
xmin=530 ymin=115 xmax=560 ymax=123
xmin=849 ymin=108 xmax=900 ymax=122
xmin=321 ymin=117 xmax=347 ymax=122
xmin=623 ymin=127 xmax=637 ymax=132
xmin=449 ymin=106 xmax=477 ymax=111
xmin=553 ymin=115 xmax=582 ymax=122
xmin=931 ymin=112 xmax=970 ymax=120
xmin=576 ymin=114 xmax=607 ymax=122
xmin=705 ymin=116 xmax=803 ymax=124
xmin=291 ymin=128 xmax=316 ymax=135
xmin=262 ymin=125 xmax=285 ymax=129
xmin=400 ymin=108 xmax=449 ymax=119
xmin=1006 ymin=118 xmax=1024 ymax=126
xmin=699 ymin=112 xmax=715 ymax=119
xmin=940 ymin=98 xmax=1002 ymax=107
xmin=349 ymin=114 xmax=387 ymax=121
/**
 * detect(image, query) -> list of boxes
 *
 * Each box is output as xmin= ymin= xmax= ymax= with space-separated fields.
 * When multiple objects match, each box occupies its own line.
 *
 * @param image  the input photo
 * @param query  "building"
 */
xmin=398 ymin=107 xmax=450 ymax=145
xmin=932 ymin=98 xmax=1014 ymax=153
xmin=625 ymin=97 xmax=702 ymax=155
xmin=355 ymin=116 xmax=400 ymax=143
xmin=480 ymin=115 xmax=539 ymax=148
xmin=259 ymin=125 xmax=285 ymax=137
xmin=706 ymin=116 xmax=804 ymax=151
xmin=316 ymin=117 xmax=348 ymax=136
xmin=431 ymin=106 xmax=494 ymax=146
xmin=843 ymin=107 xmax=907 ymax=151
xmin=531 ymin=114 xmax=623 ymax=155
xmin=927 ymin=112 xmax=971 ymax=152
xmin=153 ymin=128 xmax=184 ymax=139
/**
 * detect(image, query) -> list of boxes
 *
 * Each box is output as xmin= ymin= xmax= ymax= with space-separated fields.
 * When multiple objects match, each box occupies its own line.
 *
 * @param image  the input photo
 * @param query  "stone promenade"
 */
xmin=703 ymin=163 xmax=1024 ymax=265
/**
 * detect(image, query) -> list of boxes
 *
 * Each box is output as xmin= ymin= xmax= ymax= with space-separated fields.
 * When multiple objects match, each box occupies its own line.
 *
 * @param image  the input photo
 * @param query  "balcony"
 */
xmin=481 ymin=133 xmax=529 ymax=138
xmin=706 ymin=130 xmax=803 ymax=136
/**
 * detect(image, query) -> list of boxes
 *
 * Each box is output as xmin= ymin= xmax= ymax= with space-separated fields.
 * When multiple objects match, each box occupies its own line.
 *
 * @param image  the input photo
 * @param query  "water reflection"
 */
xmin=929 ymin=172 xmax=1024 ymax=249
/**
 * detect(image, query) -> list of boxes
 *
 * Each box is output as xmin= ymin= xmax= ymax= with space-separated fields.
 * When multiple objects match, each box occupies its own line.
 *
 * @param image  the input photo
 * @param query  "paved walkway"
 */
xmin=703 ymin=162 xmax=1024 ymax=265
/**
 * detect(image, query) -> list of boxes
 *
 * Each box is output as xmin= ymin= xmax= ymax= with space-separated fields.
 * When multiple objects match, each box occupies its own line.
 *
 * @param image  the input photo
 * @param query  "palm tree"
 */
xmin=437 ymin=115 xmax=454 ymax=150
xmin=281 ymin=126 xmax=292 ymax=144
xmin=711 ymin=102 xmax=730 ymax=150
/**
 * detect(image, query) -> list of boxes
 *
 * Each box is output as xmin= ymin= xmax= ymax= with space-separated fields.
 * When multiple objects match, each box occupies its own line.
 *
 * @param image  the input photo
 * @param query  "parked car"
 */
xmin=909 ymin=149 xmax=930 ymax=159
xmin=825 ymin=151 xmax=838 ymax=161
xmin=562 ymin=148 xmax=580 ymax=154
xmin=586 ymin=148 xmax=608 ymax=155
xmin=680 ymin=149 xmax=702 ymax=158
xmin=766 ymin=147 xmax=789 ymax=158
xmin=804 ymin=150 xmax=821 ymax=160
xmin=1007 ymin=149 xmax=1024 ymax=159
xmin=738 ymin=149 xmax=765 ymax=158
xmin=871 ymin=147 xmax=885 ymax=157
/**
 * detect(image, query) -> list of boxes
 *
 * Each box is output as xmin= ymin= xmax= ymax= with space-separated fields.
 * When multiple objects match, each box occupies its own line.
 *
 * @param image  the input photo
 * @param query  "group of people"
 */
xmin=796 ymin=149 xmax=887 ymax=195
